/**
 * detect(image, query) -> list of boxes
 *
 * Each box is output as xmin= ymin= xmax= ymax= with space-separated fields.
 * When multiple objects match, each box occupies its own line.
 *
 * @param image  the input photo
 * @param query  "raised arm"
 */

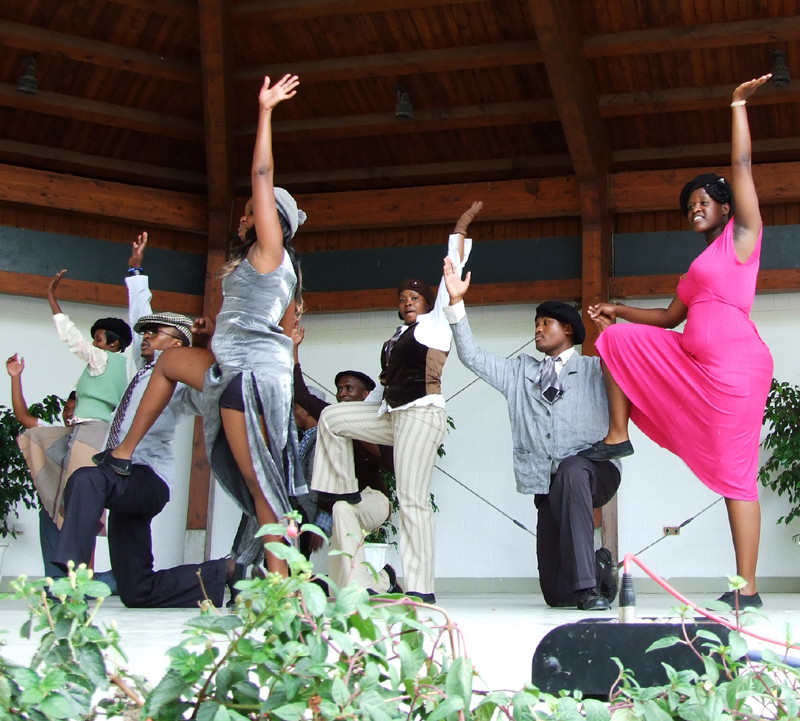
xmin=6 ymin=355 xmax=38 ymax=429
xmin=127 ymin=231 xmax=153 ymax=366
xmin=249 ymin=74 xmax=299 ymax=274
xmin=729 ymin=74 xmax=770 ymax=262
xmin=588 ymin=295 xmax=688 ymax=330
xmin=47 ymin=269 xmax=67 ymax=316
xmin=452 ymin=201 xmax=482 ymax=263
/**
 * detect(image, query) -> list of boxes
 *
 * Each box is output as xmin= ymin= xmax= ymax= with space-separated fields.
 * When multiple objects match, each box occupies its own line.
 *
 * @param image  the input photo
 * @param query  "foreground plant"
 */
xmin=2 ymin=523 xmax=800 ymax=720
xmin=0 ymin=563 xmax=147 ymax=720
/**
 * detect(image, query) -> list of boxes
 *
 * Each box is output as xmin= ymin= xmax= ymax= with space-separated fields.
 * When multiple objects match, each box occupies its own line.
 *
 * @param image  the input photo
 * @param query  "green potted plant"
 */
xmin=0 ymin=394 xmax=64 ymax=578
xmin=758 ymin=378 xmax=800 ymax=542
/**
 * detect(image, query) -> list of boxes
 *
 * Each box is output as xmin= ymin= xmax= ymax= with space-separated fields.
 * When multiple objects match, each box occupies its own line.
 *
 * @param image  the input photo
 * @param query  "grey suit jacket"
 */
xmin=451 ymin=313 xmax=619 ymax=495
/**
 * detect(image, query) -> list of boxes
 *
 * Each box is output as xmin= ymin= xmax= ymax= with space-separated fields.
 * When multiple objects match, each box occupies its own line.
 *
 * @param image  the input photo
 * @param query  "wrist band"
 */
xmin=127 ymin=267 xmax=143 ymax=275
xmin=730 ymin=100 xmax=747 ymax=107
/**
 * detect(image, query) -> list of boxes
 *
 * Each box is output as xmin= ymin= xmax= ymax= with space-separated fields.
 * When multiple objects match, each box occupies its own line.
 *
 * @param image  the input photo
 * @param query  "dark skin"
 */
xmin=584 ymin=75 xmax=771 ymax=597
xmin=48 ymin=270 xmax=121 ymax=352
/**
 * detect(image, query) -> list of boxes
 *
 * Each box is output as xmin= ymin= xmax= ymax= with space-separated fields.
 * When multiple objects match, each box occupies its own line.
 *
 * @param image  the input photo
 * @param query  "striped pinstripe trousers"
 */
xmin=311 ymin=401 xmax=446 ymax=594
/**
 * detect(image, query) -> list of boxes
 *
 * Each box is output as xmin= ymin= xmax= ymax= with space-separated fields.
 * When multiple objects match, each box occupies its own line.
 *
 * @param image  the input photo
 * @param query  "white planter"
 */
xmin=364 ymin=542 xmax=388 ymax=571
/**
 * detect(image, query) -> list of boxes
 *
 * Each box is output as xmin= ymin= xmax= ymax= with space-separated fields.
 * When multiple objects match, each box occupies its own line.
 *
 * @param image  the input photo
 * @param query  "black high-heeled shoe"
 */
xmin=92 ymin=448 xmax=132 ymax=476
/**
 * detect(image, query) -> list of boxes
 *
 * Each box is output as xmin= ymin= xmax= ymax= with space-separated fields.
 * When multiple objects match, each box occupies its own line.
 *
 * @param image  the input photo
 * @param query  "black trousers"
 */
xmin=53 ymin=464 xmax=227 ymax=608
xmin=534 ymin=456 xmax=620 ymax=607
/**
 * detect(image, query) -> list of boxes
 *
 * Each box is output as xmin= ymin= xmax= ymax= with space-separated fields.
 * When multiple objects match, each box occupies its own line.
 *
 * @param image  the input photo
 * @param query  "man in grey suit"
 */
xmin=443 ymin=258 xmax=620 ymax=610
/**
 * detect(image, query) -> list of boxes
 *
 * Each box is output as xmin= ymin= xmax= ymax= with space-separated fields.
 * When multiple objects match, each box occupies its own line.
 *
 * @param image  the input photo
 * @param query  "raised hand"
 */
xmin=587 ymin=302 xmax=617 ymax=331
xmin=259 ymin=74 xmax=300 ymax=112
xmin=48 ymin=269 xmax=67 ymax=298
xmin=290 ymin=318 xmax=305 ymax=349
xmin=443 ymin=256 xmax=471 ymax=305
xmin=454 ymin=201 xmax=483 ymax=236
xmin=129 ymin=231 xmax=148 ymax=269
xmin=191 ymin=316 xmax=216 ymax=348
xmin=732 ymin=74 xmax=771 ymax=104
xmin=6 ymin=354 xmax=24 ymax=377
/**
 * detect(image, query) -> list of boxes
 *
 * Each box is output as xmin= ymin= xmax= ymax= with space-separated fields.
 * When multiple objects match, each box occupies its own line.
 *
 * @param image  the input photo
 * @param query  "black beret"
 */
xmin=90 ymin=317 xmax=133 ymax=351
xmin=678 ymin=173 xmax=733 ymax=215
xmin=334 ymin=370 xmax=377 ymax=392
xmin=397 ymin=278 xmax=436 ymax=310
xmin=535 ymin=301 xmax=585 ymax=345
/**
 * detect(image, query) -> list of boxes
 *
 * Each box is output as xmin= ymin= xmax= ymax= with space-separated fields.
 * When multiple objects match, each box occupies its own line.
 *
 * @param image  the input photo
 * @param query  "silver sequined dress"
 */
xmin=203 ymin=253 xmax=306 ymax=564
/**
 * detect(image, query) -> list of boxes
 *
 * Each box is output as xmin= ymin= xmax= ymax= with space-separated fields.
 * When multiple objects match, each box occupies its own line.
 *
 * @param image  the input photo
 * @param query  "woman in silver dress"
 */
xmin=96 ymin=74 xmax=305 ymax=576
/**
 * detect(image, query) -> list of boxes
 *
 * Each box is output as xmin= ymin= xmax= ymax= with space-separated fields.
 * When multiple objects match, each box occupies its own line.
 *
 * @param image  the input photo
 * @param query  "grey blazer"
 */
xmin=451 ymin=314 xmax=619 ymax=495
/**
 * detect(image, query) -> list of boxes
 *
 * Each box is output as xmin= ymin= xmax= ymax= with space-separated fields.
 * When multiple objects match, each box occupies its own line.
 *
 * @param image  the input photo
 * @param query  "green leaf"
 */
xmin=639 ymin=700 xmax=673 ymax=721
xmin=270 ymin=701 xmax=307 ymax=720
xmin=197 ymin=701 xmax=232 ymax=721
xmin=145 ymin=670 xmax=191 ymax=715
xmin=646 ymin=636 xmax=680 ymax=652
xmin=39 ymin=693 xmax=80 ymax=719
xmin=444 ymin=657 xmax=473 ymax=703
xmin=726 ymin=631 xmax=748 ymax=661
xmin=300 ymin=580 xmax=328 ymax=616
xmin=582 ymin=698 xmax=611 ymax=721
xmin=331 ymin=676 xmax=350 ymax=707
xmin=427 ymin=695 xmax=464 ymax=721
xmin=75 ymin=642 xmax=109 ymax=689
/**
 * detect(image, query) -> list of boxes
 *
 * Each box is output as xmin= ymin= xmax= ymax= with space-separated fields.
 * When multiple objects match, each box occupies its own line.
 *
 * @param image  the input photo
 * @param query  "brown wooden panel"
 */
xmin=296 ymin=177 xmax=581 ymax=232
xmin=0 ymin=164 xmax=208 ymax=234
xmin=610 ymin=162 xmax=800 ymax=214
xmin=0 ymin=270 xmax=203 ymax=316
xmin=610 ymin=269 xmax=800 ymax=299
xmin=303 ymin=278 xmax=583 ymax=313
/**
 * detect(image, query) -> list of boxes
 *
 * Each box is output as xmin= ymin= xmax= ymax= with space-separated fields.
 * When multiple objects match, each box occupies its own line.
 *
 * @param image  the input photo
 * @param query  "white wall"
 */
xmin=2 ymin=291 xmax=799 ymax=591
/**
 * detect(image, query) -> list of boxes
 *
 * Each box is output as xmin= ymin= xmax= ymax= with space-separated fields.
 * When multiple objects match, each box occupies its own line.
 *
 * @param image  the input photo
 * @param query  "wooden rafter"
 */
xmin=0 ymin=84 xmax=203 ymax=141
xmin=0 ymin=20 xmax=198 ymax=84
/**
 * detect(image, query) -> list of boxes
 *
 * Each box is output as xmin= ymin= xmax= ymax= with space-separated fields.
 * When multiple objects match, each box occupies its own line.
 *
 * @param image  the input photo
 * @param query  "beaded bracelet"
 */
xmin=730 ymin=100 xmax=747 ymax=107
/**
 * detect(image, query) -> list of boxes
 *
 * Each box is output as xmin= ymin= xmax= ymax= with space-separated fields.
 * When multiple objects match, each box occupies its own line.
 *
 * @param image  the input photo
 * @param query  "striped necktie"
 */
xmin=105 ymin=362 xmax=154 ymax=448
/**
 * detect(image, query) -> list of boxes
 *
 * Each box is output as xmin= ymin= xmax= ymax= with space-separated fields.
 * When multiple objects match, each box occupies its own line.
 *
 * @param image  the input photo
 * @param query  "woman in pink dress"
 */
xmin=581 ymin=75 xmax=774 ymax=609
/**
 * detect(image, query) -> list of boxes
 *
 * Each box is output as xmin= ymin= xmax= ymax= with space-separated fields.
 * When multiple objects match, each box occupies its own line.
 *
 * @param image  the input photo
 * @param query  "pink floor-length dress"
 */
xmin=596 ymin=219 xmax=773 ymax=501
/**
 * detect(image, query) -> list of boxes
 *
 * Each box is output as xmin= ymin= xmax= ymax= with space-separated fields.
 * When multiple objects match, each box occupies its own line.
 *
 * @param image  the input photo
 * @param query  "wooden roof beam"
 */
xmin=234 ymin=0 xmax=480 ymax=22
xmin=0 ymin=20 xmax=198 ymax=84
xmin=5 ymin=163 xmax=800 ymax=234
xmin=261 ymin=100 xmax=559 ymax=139
xmin=198 ymin=0 xmax=236 ymax=214
xmin=0 ymin=84 xmax=203 ymax=141
xmin=263 ymin=155 xmax=572 ymax=190
xmin=0 ymin=163 xmax=208 ymax=233
xmin=585 ymin=16 xmax=800 ymax=57
xmin=0 ymin=139 xmax=205 ymax=186
xmin=236 ymin=41 xmax=542 ymax=83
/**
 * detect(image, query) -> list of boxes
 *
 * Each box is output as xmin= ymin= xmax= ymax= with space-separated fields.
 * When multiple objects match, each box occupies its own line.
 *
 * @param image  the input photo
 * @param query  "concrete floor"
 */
xmin=2 ymin=588 xmax=800 ymax=695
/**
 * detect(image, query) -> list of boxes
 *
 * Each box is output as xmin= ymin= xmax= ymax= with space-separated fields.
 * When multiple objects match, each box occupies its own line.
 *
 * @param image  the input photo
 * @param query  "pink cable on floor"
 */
xmin=621 ymin=552 xmax=799 ymax=653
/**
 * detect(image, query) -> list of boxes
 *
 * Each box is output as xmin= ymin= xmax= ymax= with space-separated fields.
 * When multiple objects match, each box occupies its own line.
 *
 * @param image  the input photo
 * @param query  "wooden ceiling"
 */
xmin=1 ymin=0 xmax=800 ymax=266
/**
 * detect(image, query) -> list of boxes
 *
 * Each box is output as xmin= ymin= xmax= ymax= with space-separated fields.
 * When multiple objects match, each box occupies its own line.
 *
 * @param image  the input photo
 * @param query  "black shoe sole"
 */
xmin=92 ymin=449 xmax=132 ymax=476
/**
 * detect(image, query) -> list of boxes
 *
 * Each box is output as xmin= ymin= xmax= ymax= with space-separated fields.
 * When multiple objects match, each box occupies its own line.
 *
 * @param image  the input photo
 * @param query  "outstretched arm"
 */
xmin=729 ymin=74 xmax=769 ymax=262
xmin=6 ymin=355 xmax=38 ymax=429
xmin=587 ymin=296 xmax=688 ymax=330
xmin=127 ymin=231 xmax=153 ymax=366
xmin=250 ymin=74 xmax=300 ymax=274
xmin=47 ymin=269 xmax=66 ymax=316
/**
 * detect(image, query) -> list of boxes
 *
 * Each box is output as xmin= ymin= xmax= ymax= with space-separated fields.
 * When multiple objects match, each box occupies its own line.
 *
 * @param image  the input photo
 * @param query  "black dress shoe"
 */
xmin=92 ymin=448 xmax=132 ymax=476
xmin=406 ymin=591 xmax=436 ymax=604
xmin=576 ymin=588 xmax=610 ymax=611
xmin=226 ymin=562 xmax=246 ymax=609
xmin=578 ymin=440 xmax=634 ymax=461
xmin=383 ymin=564 xmax=403 ymax=594
xmin=595 ymin=547 xmax=618 ymax=603
xmin=714 ymin=590 xmax=763 ymax=610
